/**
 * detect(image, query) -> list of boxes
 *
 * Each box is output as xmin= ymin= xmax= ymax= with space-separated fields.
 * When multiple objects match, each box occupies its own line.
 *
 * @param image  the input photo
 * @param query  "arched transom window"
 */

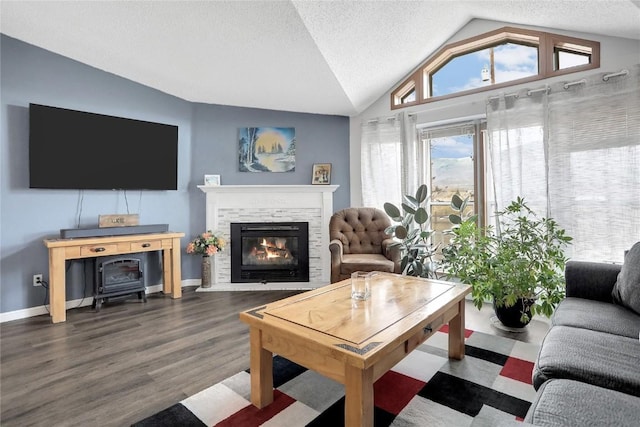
xmin=392 ymin=27 xmax=600 ymax=109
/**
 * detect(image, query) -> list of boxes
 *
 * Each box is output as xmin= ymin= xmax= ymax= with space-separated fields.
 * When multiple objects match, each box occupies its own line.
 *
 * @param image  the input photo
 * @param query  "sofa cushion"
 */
xmin=329 ymin=208 xmax=391 ymax=255
xmin=552 ymin=297 xmax=640 ymax=339
xmin=339 ymin=254 xmax=395 ymax=276
xmin=533 ymin=326 xmax=640 ymax=397
xmin=564 ymin=260 xmax=620 ymax=301
xmin=525 ymin=379 xmax=640 ymax=427
xmin=612 ymin=241 xmax=640 ymax=315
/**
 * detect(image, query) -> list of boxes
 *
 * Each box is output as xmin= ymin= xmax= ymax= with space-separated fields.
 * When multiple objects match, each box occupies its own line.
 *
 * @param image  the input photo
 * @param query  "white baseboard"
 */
xmin=0 ymin=282 xmax=193 ymax=324
xmin=1 ymin=279 xmax=320 ymax=323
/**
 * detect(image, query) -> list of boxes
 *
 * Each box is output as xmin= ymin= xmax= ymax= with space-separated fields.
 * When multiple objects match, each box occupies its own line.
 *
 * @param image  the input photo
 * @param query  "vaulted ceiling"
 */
xmin=2 ymin=1 xmax=639 ymax=116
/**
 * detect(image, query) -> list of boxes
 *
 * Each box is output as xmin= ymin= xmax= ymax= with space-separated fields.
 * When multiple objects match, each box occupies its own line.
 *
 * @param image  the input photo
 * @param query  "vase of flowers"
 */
xmin=186 ymin=231 xmax=226 ymax=288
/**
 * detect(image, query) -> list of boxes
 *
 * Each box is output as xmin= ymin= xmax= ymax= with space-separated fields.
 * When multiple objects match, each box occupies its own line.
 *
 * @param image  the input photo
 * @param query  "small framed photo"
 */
xmin=312 ymin=163 xmax=331 ymax=185
xmin=204 ymin=174 xmax=221 ymax=186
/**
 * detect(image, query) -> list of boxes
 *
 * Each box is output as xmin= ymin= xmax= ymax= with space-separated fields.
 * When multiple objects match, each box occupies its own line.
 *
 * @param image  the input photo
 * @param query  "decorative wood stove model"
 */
xmin=93 ymin=255 xmax=146 ymax=311
xmin=231 ymin=222 xmax=309 ymax=283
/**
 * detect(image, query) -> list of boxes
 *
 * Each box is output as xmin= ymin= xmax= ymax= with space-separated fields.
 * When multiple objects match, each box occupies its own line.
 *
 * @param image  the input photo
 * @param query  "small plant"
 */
xmin=443 ymin=196 xmax=572 ymax=325
xmin=383 ymin=184 xmax=440 ymax=278
xmin=186 ymin=231 xmax=226 ymax=256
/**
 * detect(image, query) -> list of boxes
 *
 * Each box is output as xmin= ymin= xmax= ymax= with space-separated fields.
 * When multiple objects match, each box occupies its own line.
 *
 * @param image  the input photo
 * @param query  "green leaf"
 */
xmin=404 ymin=195 xmax=418 ymax=206
xmin=451 ymin=194 xmax=463 ymax=210
xmin=415 ymin=185 xmax=428 ymax=203
xmin=419 ymin=230 xmax=433 ymax=239
xmin=401 ymin=203 xmax=416 ymax=215
xmin=383 ymin=202 xmax=401 ymax=219
xmin=414 ymin=207 xmax=429 ymax=224
xmin=395 ymin=225 xmax=408 ymax=239
xmin=401 ymin=257 xmax=409 ymax=273
xmin=449 ymin=214 xmax=462 ymax=224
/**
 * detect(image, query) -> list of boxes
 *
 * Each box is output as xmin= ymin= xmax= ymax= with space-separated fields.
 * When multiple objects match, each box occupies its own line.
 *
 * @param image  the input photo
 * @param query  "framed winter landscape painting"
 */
xmin=238 ymin=127 xmax=296 ymax=172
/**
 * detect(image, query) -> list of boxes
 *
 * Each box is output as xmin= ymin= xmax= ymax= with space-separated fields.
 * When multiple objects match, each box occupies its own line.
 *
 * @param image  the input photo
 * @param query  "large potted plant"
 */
xmin=383 ymin=184 xmax=440 ymax=278
xmin=443 ymin=195 xmax=572 ymax=327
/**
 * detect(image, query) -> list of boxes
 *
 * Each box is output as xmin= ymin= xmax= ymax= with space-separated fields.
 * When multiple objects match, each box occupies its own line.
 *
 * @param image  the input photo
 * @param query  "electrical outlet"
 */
xmin=33 ymin=274 xmax=43 ymax=287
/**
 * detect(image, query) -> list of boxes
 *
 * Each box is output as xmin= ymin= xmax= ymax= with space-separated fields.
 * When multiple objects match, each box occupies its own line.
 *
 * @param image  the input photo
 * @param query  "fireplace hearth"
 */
xmin=231 ymin=222 xmax=309 ymax=283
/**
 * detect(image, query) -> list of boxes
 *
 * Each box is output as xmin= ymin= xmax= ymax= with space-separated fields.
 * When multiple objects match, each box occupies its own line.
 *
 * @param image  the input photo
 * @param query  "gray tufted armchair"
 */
xmin=329 ymin=207 xmax=401 ymax=283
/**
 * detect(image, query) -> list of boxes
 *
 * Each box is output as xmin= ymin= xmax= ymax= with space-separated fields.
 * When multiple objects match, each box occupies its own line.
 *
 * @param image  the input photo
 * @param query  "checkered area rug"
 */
xmin=132 ymin=326 xmax=540 ymax=426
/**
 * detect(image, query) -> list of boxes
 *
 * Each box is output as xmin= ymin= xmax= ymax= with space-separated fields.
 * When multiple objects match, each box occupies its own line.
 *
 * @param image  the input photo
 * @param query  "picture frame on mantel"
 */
xmin=204 ymin=174 xmax=221 ymax=186
xmin=312 ymin=163 xmax=331 ymax=185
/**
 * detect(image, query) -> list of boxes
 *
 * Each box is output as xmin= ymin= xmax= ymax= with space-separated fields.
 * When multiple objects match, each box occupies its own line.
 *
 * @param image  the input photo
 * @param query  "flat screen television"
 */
xmin=29 ymin=103 xmax=178 ymax=190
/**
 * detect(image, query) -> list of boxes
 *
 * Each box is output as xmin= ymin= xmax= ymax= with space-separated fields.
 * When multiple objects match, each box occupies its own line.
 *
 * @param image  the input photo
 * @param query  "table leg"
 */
xmin=345 ymin=364 xmax=374 ymax=427
xmin=448 ymin=299 xmax=466 ymax=360
xmin=162 ymin=239 xmax=182 ymax=299
xmin=49 ymin=248 xmax=66 ymax=323
xmin=250 ymin=328 xmax=273 ymax=408
xmin=162 ymin=248 xmax=171 ymax=295
xmin=170 ymin=237 xmax=182 ymax=298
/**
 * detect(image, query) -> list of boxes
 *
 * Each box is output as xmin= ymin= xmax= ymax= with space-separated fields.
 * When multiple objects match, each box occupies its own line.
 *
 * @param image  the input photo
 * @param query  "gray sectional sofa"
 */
xmin=520 ymin=244 xmax=640 ymax=426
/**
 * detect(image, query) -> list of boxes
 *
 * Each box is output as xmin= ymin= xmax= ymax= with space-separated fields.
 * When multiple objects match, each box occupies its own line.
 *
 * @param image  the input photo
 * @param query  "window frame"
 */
xmin=391 ymin=27 xmax=600 ymax=109
xmin=418 ymin=120 xmax=487 ymax=236
xmin=391 ymin=76 xmax=420 ymax=108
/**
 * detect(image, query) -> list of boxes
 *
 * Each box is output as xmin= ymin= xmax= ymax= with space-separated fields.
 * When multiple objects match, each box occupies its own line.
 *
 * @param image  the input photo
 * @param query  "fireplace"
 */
xmin=199 ymin=184 xmax=338 ymax=289
xmin=231 ymin=222 xmax=309 ymax=283
xmin=93 ymin=255 xmax=146 ymax=310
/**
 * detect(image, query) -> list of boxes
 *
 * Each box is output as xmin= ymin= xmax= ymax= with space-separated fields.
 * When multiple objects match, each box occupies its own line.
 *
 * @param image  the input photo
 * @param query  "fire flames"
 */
xmin=248 ymin=238 xmax=293 ymax=263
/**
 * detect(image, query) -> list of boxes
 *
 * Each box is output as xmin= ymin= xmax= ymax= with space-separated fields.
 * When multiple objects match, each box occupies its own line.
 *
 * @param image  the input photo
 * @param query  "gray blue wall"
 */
xmin=0 ymin=34 xmax=350 ymax=314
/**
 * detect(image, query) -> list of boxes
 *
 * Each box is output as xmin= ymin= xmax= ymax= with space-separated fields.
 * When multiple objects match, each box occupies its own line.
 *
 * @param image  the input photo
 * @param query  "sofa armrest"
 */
xmin=381 ymin=238 xmax=402 ymax=274
xmin=329 ymin=239 xmax=344 ymax=283
xmin=565 ymin=260 xmax=621 ymax=302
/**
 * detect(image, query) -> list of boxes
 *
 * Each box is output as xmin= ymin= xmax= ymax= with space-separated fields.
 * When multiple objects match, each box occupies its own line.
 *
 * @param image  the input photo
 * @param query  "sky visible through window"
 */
xmin=424 ymin=40 xmax=590 ymax=198
xmin=432 ymin=43 xmax=538 ymax=97
xmin=428 ymin=44 xmax=535 ymax=168
xmin=430 ymin=135 xmax=473 ymax=159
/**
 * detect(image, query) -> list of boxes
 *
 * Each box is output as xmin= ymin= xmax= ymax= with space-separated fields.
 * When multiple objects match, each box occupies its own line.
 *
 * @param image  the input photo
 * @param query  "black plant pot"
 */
xmin=493 ymin=298 xmax=534 ymax=328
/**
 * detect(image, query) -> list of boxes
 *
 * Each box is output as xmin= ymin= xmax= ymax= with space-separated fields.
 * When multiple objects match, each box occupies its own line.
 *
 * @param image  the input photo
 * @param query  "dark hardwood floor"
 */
xmin=0 ymin=286 xmax=550 ymax=426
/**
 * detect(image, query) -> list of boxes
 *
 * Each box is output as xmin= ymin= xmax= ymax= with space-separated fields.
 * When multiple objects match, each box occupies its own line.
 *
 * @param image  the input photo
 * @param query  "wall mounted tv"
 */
xmin=29 ymin=103 xmax=178 ymax=190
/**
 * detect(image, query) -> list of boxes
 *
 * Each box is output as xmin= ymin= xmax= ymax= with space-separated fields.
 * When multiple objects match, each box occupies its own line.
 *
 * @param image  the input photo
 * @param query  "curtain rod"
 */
xmin=366 ymin=116 xmax=397 ymax=124
xmin=603 ymin=69 xmax=629 ymax=81
xmin=368 ymin=69 xmax=629 ymax=122
xmin=407 ymin=99 xmax=485 ymax=117
xmin=416 ymin=113 xmax=486 ymax=130
xmin=527 ymin=86 xmax=550 ymax=96
xmin=486 ymin=67 xmax=629 ymax=100
xmin=558 ymin=68 xmax=629 ymax=90
xmin=487 ymin=92 xmax=519 ymax=102
xmin=563 ymin=79 xmax=586 ymax=90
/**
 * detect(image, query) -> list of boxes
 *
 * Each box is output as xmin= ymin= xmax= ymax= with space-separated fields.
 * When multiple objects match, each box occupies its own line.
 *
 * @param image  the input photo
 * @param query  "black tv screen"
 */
xmin=29 ymin=103 xmax=178 ymax=190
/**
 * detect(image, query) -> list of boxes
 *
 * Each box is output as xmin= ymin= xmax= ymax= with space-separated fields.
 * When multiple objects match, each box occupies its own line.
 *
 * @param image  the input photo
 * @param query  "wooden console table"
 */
xmin=43 ymin=232 xmax=184 ymax=323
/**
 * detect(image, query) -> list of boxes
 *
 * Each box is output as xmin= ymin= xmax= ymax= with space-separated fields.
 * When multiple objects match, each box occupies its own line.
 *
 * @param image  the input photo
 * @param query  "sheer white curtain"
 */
xmin=400 ymin=112 xmax=421 ymax=198
xmin=486 ymin=64 xmax=640 ymax=262
xmin=361 ymin=112 xmax=418 ymax=209
xmin=485 ymin=88 xmax=550 ymax=235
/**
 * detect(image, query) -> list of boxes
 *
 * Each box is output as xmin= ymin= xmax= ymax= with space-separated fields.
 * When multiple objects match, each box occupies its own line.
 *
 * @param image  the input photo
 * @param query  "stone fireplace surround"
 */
xmin=197 ymin=185 xmax=338 ymax=290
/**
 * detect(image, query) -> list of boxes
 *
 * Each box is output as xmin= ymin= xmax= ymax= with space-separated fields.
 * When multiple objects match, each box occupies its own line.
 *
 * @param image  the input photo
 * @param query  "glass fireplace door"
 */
xmin=231 ymin=222 xmax=309 ymax=283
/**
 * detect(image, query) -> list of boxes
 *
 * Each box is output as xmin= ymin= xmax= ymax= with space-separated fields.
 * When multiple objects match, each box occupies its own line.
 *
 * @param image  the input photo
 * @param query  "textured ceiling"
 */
xmin=1 ymin=1 xmax=639 ymax=116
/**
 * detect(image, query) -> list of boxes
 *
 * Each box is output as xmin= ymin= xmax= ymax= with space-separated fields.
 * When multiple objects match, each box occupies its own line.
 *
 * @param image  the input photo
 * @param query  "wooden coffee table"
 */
xmin=239 ymin=272 xmax=471 ymax=426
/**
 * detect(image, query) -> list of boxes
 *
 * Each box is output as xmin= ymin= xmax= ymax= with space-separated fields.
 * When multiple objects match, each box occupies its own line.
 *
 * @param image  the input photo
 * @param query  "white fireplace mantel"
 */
xmin=198 ymin=185 xmax=339 ymax=290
